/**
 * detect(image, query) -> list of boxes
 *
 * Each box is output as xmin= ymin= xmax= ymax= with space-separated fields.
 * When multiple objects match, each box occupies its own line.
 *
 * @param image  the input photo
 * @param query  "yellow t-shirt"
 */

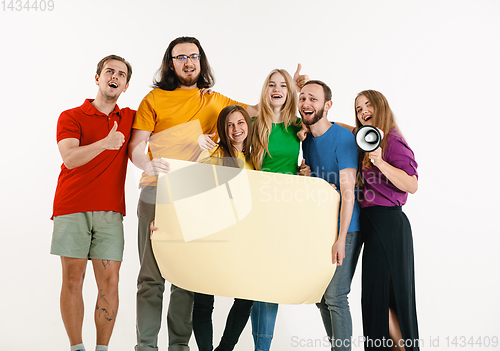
xmin=133 ymin=88 xmax=246 ymax=185
xmin=198 ymin=147 xmax=255 ymax=170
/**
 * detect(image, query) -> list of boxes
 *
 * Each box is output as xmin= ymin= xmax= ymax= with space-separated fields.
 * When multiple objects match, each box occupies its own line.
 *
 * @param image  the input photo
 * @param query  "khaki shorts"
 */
xmin=51 ymin=211 xmax=124 ymax=261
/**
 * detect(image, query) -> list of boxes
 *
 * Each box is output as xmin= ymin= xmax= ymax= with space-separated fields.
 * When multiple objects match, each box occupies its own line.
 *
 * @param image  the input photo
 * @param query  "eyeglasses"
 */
xmin=172 ymin=54 xmax=201 ymax=62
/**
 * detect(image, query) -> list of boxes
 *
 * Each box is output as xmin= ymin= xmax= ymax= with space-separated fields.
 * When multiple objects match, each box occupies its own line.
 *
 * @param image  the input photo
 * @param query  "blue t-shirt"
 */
xmin=302 ymin=123 xmax=360 ymax=232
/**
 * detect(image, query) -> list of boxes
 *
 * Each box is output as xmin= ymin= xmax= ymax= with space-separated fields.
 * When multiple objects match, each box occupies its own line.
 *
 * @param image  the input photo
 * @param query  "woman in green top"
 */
xmin=250 ymin=69 xmax=303 ymax=351
xmin=251 ymin=69 xmax=302 ymax=173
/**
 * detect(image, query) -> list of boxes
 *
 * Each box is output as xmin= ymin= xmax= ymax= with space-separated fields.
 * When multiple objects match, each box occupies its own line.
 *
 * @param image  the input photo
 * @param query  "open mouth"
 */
xmin=271 ymin=94 xmax=282 ymax=99
xmin=364 ymin=115 xmax=372 ymax=122
xmin=302 ymin=109 xmax=314 ymax=116
xmin=109 ymin=82 xmax=118 ymax=88
xmin=233 ymin=132 xmax=245 ymax=138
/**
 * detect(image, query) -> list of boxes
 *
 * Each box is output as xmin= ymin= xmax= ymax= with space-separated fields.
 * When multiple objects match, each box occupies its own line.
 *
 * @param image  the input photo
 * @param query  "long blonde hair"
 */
xmin=355 ymin=90 xmax=402 ymax=171
xmin=251 ymin=69 xmax=299 ymax=170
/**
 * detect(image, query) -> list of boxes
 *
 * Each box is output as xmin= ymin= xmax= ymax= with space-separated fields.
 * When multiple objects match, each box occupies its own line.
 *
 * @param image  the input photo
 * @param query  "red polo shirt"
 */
xmin=52 ymin=99 xmax=135 ymax=218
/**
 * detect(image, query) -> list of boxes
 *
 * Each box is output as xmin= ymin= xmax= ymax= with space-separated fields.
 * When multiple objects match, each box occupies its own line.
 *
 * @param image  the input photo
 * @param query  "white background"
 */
xmin=0 ymin=0 xmax=499 ymax=350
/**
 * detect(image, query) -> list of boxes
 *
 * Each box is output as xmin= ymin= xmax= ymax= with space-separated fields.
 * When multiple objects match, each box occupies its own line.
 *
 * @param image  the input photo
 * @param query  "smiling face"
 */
xmin=226 ymin=111 xmax=248 ymax=152
xmin=267 ymin=72 xmax=288 ymax=109
xmin=298 ymin=83 xmax=330 ymax=126
xmin=355 ymin=94 xmax=374 ymax=126
xmin=170 ymin=43 xmax=201 ymax=88
xmin=95 ymin=59 xmax=129 ymax=101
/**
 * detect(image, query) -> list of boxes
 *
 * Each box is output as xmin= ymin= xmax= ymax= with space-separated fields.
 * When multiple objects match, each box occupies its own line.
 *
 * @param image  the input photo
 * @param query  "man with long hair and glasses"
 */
xmin=128 ymin=37 xmax=259 ymax=351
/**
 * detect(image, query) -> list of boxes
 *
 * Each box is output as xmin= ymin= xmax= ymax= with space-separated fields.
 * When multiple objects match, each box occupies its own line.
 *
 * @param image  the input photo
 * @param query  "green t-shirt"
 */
xmin=261 ymin=120 xmax=301 ymax=175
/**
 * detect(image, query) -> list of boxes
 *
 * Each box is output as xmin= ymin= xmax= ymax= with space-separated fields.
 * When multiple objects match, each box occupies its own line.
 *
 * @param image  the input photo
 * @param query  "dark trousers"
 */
xmin=193 ymin=292 xmax=253 ymax=351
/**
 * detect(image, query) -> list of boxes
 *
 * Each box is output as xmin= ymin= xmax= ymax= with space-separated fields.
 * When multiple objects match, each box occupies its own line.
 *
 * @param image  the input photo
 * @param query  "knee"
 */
xmin=63 ymin=270 xmax=85 ymax=292
xmin=137 ymin=274 xmax=165 ymax=294
xmin=324 ymin=294 xmax=349 ymax=310
xmin=97 ymin=274 xmax=120 ymax=296
xmin=253 ymin=333 xmax=274 ymax=350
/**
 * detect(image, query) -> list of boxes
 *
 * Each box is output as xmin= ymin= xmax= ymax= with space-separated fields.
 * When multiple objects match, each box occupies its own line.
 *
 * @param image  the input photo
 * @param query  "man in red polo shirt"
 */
xmin=51 ymin=55 xmax=135 ymax=351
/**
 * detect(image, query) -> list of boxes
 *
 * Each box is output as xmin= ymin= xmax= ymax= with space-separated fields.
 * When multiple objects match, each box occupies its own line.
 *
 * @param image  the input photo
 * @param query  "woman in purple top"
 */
xmin=354 ymin=90 xmax=419 ymax=351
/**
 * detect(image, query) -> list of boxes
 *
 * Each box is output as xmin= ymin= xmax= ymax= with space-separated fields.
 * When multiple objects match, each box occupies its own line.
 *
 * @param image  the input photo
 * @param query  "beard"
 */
xmin=301 ymin=107 xmax=324 ymax=126
xmin=177 ymin=71 xmax=200 ymax=87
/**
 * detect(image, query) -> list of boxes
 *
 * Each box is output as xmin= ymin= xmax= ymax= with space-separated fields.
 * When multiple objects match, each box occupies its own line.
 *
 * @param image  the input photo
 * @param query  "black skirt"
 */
xmin=360 ymin=206 xmax=420 ymax=350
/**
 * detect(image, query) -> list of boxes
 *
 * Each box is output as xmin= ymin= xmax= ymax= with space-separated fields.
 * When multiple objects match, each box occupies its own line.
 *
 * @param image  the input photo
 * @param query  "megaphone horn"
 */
xmin=355 ymin=125 xmax=384 ymax=152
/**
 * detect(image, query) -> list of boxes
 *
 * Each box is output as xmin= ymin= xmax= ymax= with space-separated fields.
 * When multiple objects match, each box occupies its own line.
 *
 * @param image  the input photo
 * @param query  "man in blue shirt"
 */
xmin=299 ymin=80 xmax=362 ymax=351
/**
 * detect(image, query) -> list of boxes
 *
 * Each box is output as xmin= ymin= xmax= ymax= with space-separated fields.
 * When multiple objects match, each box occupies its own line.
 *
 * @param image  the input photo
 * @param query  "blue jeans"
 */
xmin=317 ymin=231 xmax=362 ymax=351
xmin=250 ymin=301 xmax=278 ymax=351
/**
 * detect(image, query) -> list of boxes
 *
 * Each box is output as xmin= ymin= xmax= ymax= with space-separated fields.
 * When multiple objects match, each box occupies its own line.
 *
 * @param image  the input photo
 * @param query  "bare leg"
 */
xmin=92 ymin=259 xmax=121 ymax=346
xmin=389 ymin=307 xmax=405 ymax=351
xmin=60 ymin=257 xmax=88 ymax=346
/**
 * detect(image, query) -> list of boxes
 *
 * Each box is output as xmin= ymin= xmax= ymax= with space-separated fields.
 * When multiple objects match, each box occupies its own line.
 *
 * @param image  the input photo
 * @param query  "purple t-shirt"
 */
xmin=359 ymin=129 xmax=418 ymax=207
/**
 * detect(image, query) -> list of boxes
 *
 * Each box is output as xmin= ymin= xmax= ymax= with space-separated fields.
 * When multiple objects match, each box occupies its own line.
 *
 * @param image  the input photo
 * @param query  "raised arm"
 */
xmin=128 ymin=129 xmax=170 ymax=175
xmin=58 ymin=121 xmax=124 ymax=169
xmin=245 ymin=104 xmax=259 ymax=117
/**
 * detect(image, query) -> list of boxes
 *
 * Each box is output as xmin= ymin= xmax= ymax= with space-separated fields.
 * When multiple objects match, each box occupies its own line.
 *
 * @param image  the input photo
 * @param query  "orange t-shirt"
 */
xmin=133 ymin=88 xmax=246 ymax=186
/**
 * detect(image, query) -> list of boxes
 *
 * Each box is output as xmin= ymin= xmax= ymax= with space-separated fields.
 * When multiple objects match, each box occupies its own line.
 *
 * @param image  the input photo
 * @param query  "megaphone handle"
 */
xmin=368 ymin=147 xmax=384 ymax=167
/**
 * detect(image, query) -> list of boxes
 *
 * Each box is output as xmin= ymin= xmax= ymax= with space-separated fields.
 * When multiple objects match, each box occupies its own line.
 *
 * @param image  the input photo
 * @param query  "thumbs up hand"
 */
xmin=293 ymin=63 xmax=309 ymax=93
xmin=103 ymin=121 xmax=125 ymax=150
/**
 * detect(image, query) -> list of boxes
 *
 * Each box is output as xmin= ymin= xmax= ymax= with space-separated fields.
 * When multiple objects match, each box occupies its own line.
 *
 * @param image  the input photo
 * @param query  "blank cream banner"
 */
xmin=153 ymin=159 xmax=340 ymax=304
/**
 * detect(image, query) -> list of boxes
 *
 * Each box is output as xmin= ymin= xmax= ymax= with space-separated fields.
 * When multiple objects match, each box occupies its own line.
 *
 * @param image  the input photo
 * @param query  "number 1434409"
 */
xmin=1 ymin=0 xmax=54 ymax=11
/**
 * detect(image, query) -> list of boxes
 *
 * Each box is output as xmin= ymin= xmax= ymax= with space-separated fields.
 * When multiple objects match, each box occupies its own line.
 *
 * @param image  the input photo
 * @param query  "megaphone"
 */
xmin=355 ymin=125 xmax=384 ymax=152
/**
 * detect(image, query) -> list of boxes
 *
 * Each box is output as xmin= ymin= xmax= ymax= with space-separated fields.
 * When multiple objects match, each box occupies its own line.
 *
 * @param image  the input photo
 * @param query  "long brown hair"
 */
xmin=251 ymin=69 xmax=299 ymax=170
xmin=152 ymin=36 xmax=214 ymax=91
xmin=355 ymin=90 xmax=402 ymax=171
xmin=212 ymin=105 xmax=253 ymax=168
